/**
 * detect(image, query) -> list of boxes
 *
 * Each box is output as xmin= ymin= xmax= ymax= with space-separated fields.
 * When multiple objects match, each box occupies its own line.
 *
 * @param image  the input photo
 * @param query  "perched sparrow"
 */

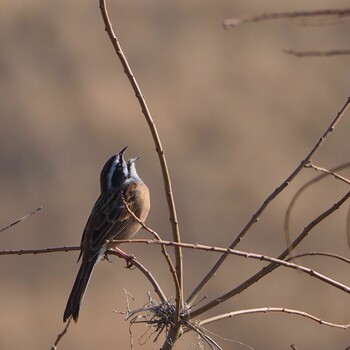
xmin=63 ymin=146 xmax=150 ymax=322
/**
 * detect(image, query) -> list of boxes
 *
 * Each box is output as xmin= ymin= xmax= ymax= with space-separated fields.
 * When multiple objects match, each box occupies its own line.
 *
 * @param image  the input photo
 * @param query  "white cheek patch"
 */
xmin=123 ymin=165 xmax=128 ymax=178
xmin=106 ymin=157 xmax=118 ymax=189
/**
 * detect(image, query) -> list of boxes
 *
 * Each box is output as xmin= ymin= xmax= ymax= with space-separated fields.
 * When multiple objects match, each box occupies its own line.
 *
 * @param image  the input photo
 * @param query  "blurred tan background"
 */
xmin=1 ymin=0 xmax=350 ymax=349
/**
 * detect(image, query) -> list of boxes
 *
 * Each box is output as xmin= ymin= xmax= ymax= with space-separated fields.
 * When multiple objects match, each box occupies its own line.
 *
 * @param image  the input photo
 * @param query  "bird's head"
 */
xmin=100 ymin=146 xmax=128 ymax=192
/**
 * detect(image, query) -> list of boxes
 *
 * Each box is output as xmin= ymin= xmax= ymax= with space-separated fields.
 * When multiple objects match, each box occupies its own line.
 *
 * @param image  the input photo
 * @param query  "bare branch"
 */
xmin=0 ymin=246 xmax=79 ymax=256
xmin=3 ymin=239 xmax=350 ymax=295
xmin=98 ymin=0 xmax=183 ymax=323
xmin=5 ymin=239 xmax=350 ymax=293
xmin=284 ymin=48 xmax=350 ymax=57
xmin=0 ymin=207 xmax=42 ymax=234
xmin=198 ymin=307 xmax=350 ymax=329
xmin=186 ymin=97 xmax=350 ymax=308
xmin=223 ymin=8 xmax=350 ymax=29
xmin=107 ymin=248 xmax=168 ymax=303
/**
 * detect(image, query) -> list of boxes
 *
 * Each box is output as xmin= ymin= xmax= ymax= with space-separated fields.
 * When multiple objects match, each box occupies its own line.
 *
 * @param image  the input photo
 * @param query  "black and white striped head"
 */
xmin=100 ymin=146 xmax=128 ymax=192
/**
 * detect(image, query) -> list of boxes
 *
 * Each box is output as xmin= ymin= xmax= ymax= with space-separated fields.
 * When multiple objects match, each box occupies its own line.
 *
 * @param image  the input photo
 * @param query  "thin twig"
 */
xmin=288 ymin=251 xmax=350 ymax=264
xmin=51 ymin=318 xmax=71 ymax=350
xmin=223 ymin=8 xmax=350 ymax=29
xmin=106 ymin=248 xmax=168 ymax=303
xmin=185 ymin=322 xmax=223 ymax=350
xmin=284 ymin=49 xmax=350 ymax=57
xmin=187 ymin=324 xmax=256 ymax=350
xmin=198 ymin=307 xmax=350 ymax=329
xmin=186 ymin=97 xmax=350 ymax=308
xmin=0 ymin=246 xmax=80 ymax=256
xmin=284 ymin=161 xmax=350 ymax=258
xmin=305 ymin=162 xmax=350 ymax=184
xmin=98 ymin=0 xmax=183 ymax=325
xmin=0 ymin=207 xmax=42 ymax=233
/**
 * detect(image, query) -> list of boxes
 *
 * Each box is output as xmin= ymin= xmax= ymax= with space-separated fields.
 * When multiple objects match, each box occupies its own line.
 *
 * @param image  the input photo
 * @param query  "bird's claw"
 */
xmin=125 ymin=254 xmax=136 ymax=269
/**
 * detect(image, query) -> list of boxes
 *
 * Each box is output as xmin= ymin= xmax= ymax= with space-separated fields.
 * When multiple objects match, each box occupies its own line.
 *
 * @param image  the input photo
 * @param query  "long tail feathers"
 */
xmin=63 ymin=257 xmax=97 ymax=322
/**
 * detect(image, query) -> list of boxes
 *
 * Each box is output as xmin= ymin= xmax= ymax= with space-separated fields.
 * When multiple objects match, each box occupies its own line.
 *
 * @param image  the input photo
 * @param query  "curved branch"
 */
xmin=108 ymin=248 xmax=167 ymax=303
xmin=284 ymin=161 xmax=350 ymax=258
xmin=288 ymin=251 xmax=350 ymax=264
xmin=198 ymin=307 xmax=350 ymax=329
xmin=98 ymin=0 xmax=183 ymax=321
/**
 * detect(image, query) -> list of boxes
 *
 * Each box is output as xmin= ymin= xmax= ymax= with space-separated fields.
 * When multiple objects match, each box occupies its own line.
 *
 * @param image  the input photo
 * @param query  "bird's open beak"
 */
xmin=119 ymin=146 xmax=128 ymax=156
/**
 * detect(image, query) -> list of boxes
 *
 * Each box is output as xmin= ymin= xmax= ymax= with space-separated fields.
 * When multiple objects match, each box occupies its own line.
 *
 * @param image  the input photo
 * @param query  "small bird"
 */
xmin=63 ymin=146 xmax=150 ymax=322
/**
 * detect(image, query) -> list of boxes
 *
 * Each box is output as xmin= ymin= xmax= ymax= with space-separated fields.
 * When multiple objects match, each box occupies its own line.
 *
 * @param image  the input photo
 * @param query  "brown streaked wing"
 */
xmin=81 ymin=183 xmax=140 ymax=261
